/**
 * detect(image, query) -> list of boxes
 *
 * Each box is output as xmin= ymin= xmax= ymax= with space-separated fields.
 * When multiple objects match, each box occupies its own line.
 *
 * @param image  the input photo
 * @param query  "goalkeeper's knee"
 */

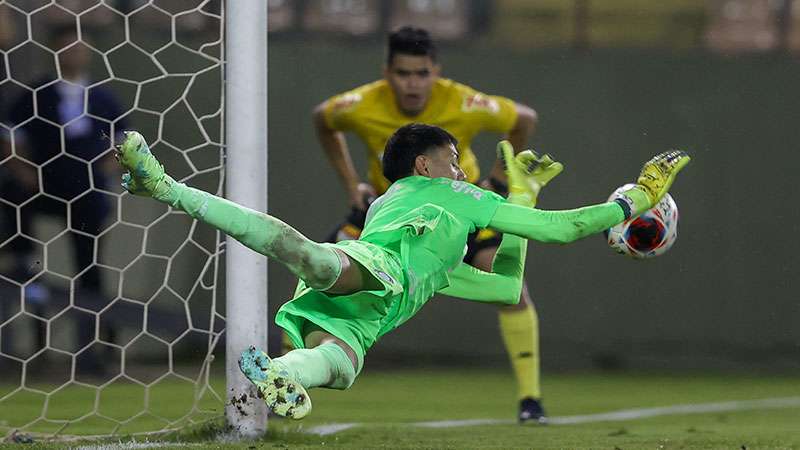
xmin=274 ymin=239 xmax=342 ymax=291
xmin=300 ymin=245 xmax=343 ymax=291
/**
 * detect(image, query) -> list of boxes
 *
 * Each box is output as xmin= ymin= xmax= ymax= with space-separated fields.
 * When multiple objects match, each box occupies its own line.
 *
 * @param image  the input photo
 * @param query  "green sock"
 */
xmin=119 ymin=132 xmax=341 ymax=290
xmin=162 ymin=180 xmax=342 ymax=290
xmin=272 ymin=342 xmax=356 ymax=390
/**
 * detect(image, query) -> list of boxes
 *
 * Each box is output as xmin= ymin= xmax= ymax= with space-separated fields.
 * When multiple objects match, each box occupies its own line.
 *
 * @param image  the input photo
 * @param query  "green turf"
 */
xmin=2 ymin=369 xmax=799 ymax=449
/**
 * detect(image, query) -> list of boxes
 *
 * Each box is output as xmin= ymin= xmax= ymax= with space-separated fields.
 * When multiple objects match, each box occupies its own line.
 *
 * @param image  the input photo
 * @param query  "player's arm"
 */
xmin=490 ymin=150 xmax=691 ymax=243
xmin=439 ymin=231 xmax=527 ymax=304
xmin=489 ymin=201 xmax=626 ymax=244
xmin=312 ymin=101 xmax=375 ymax=210
xmin=440 ymin=150 xmax=548 ymax=304
xmin=488 ymin=102 xmax=538 ymax=184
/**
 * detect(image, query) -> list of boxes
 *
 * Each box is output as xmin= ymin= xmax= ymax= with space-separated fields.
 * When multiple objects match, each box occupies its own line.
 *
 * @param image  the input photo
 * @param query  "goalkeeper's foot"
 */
xmin=518 ymin=397 xmax=548 ymax=425
xmin=239 ymin=346 xmax=312 ymax=420
xmin=115 ymin=131 xmax=175 ymax=201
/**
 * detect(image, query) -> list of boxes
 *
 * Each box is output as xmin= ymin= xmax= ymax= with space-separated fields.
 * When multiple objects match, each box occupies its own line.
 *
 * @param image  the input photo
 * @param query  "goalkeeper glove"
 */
xmin=497 ymin=140 xmax=563 ymax=207
xmin=616 ymin=150 xmax=691 ymax=218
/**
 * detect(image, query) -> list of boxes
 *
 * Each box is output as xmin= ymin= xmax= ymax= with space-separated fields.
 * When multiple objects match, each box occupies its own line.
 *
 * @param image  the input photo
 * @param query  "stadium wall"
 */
xmin=14 ymin=40 xmax=797 ymax=371
xmin=265 ymin=42 xmax=800 ymax=371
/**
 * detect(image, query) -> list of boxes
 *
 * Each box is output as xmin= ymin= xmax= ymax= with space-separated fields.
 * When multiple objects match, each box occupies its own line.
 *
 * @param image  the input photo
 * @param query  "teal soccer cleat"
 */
xmin=238 ymin=346 xmax=312 ymax=419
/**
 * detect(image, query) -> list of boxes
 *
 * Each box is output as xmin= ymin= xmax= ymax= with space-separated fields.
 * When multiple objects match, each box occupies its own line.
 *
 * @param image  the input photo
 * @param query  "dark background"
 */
xmin=266 ymin=42 xmax=800 ymax=371
xmin=0 ymin=0 xmax=798 ymax=373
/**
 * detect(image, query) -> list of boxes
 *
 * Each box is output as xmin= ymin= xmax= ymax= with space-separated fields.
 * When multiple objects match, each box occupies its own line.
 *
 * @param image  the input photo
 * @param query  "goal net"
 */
xmin=0 ymin=0 xmax=265 ymax=439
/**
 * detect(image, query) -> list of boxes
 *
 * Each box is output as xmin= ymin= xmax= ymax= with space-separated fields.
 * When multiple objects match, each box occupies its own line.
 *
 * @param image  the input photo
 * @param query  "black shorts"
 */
xmin=463 ymin=228 xmax=503 ymax=265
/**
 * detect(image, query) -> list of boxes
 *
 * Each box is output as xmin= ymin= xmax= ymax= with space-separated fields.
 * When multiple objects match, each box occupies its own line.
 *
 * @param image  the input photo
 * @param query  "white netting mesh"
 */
xmin=0 ymin=0 xmax=227 ymax=438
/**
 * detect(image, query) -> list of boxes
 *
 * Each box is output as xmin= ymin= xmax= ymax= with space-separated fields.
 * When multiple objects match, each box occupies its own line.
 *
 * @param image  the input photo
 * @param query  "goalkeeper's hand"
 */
xmin=497 ymin=140 xmax=563 ymax=207
xmin=616 ymin=150 xmax=691 ymax=217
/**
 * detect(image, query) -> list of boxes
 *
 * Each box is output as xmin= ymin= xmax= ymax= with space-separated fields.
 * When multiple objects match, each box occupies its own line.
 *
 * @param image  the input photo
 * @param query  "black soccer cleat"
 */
xmin=518 ymin=397 xmax=548 ymax=425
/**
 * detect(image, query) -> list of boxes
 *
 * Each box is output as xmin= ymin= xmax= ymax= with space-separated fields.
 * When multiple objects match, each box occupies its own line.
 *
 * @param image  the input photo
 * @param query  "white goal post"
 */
xmin=223 ymin=0 xmax=269 ymax=437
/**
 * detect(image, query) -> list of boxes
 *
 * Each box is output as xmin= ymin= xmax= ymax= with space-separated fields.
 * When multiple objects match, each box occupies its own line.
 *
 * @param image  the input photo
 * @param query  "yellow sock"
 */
xmin=498 ymin=303 xmax=541 ymax=400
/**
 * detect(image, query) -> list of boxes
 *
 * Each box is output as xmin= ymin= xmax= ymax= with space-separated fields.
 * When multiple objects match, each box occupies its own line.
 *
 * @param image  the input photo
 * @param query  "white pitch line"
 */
xmin=548 ymin=396 xmax=800 ymax=425
xmin=305 ymin=423 xmax=362 ymax=436
xmin=414 ymin=418 xmax=510 ymax=428
xmin=304 ymin=396 xmax=800 ymax=435
xmin=74 ymin=443 xmax=200 ymax=450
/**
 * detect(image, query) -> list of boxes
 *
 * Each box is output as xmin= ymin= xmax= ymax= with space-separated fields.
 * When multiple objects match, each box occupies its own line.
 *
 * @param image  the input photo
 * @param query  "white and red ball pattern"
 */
xmin=605 ymin=184 xmax=679 ymax=259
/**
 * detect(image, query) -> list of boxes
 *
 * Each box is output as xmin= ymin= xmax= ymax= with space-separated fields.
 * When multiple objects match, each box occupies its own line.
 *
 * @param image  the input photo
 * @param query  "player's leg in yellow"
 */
xmin=471 ymin=245 xmax=547 ymax=425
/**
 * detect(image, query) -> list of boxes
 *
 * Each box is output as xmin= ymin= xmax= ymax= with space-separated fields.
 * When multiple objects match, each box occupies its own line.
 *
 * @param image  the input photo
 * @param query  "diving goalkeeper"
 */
xmin=115 ymin=124 xmax=689 ymax=420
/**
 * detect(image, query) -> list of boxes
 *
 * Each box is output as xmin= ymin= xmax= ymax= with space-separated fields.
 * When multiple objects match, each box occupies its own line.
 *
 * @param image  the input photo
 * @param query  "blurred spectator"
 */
xmin=0 ymin=6 xmax=14 ymax=49
xmin=0 ymin=24 xmax=126 ymax=373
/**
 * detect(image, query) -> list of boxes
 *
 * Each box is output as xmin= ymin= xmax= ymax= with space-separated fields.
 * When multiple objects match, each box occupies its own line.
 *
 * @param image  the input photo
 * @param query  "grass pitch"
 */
xmin=2 ymin=369 xmax=799 ymax=449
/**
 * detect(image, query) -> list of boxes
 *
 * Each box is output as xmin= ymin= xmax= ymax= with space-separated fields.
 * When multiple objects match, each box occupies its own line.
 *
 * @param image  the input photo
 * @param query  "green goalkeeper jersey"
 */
xmin=359 ymin=176 xmax=505 ymax=335
xmin=277 ymin=175 xmax=625 ymax=365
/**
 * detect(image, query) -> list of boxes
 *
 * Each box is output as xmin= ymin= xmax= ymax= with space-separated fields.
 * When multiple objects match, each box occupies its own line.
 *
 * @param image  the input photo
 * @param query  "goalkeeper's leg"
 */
xmin=239 ymin=331 xmax=357 ymax=419
xmin=116 ymin=131 xmax=375 ymax=293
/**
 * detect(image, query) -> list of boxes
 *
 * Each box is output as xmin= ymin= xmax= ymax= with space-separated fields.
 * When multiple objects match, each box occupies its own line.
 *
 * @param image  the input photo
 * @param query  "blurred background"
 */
xmin=263 ymin=0 xmax=799 ymax=372
xmin=0 ymin=0 xmax=798 ymax=392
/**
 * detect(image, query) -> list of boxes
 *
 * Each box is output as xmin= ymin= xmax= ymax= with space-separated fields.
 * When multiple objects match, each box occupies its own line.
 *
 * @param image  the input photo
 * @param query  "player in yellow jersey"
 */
xmin=312 ymin=27 xmax=546 ymax=423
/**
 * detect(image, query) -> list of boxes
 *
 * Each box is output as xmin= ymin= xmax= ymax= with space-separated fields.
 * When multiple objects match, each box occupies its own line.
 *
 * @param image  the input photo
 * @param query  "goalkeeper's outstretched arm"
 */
xmin=488 ymin=201 xmax=627 ymax=244
xmin=439 ymin=198 xmax=625 ymax=302
xmin=491 ymin=149 xmax=691 ymax=243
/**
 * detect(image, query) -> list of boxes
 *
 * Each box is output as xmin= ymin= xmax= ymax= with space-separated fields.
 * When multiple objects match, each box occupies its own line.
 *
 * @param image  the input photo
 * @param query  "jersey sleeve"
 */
xmin=322 ymin=88 xmax=365 ymax=132
xmin=430 ymin=179 xmax=506 ymax=229
xmin=438 ymin=230 xmax=527 ymax=304
xmin=488 ymin=201 xmax=626 ymax=243
xmin=439 ymin=263 xmax=519 ymax=304
xmin=459 ymin=86 xmax=518 ymax=134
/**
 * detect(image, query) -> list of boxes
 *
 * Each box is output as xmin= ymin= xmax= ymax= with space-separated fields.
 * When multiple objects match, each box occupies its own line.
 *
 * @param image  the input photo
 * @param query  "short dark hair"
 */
xmin=386 ymin=26 xmax=436 ymax=65
xmin=382 ymin=123 xmax=457 ymax=182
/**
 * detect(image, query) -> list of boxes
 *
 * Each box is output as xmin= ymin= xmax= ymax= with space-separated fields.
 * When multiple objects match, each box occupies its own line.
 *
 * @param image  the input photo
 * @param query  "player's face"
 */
xmin=384 ymin=54 xmax=440 ymax=116
xmin=419 ymin=144 xmax=465 ymax=181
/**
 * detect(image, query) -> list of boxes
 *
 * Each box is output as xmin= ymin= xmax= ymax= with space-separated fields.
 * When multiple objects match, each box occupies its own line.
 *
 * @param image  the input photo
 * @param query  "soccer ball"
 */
xmin=605 ymin=184 xmax=679 ymax=259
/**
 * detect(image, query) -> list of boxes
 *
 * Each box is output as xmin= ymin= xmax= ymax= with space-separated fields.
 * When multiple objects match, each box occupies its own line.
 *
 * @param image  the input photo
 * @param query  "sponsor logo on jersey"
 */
xmin=461 ymin=93 xmax=499 ymax=114
xmin=447 ymin=179 xmax=484 ymax=200
xmin=331 ymin=92 xmax=363 ymax=111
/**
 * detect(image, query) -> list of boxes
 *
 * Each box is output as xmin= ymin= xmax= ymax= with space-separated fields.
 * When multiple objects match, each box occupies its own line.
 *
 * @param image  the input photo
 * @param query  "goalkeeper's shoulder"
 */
xmin=425 ymin=177 xmax=505 ymax=203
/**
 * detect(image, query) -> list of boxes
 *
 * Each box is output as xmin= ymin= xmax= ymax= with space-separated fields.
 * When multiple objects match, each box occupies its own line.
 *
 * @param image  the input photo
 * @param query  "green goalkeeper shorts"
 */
xmin=275 ymin=240 xmax=405 ymax=371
